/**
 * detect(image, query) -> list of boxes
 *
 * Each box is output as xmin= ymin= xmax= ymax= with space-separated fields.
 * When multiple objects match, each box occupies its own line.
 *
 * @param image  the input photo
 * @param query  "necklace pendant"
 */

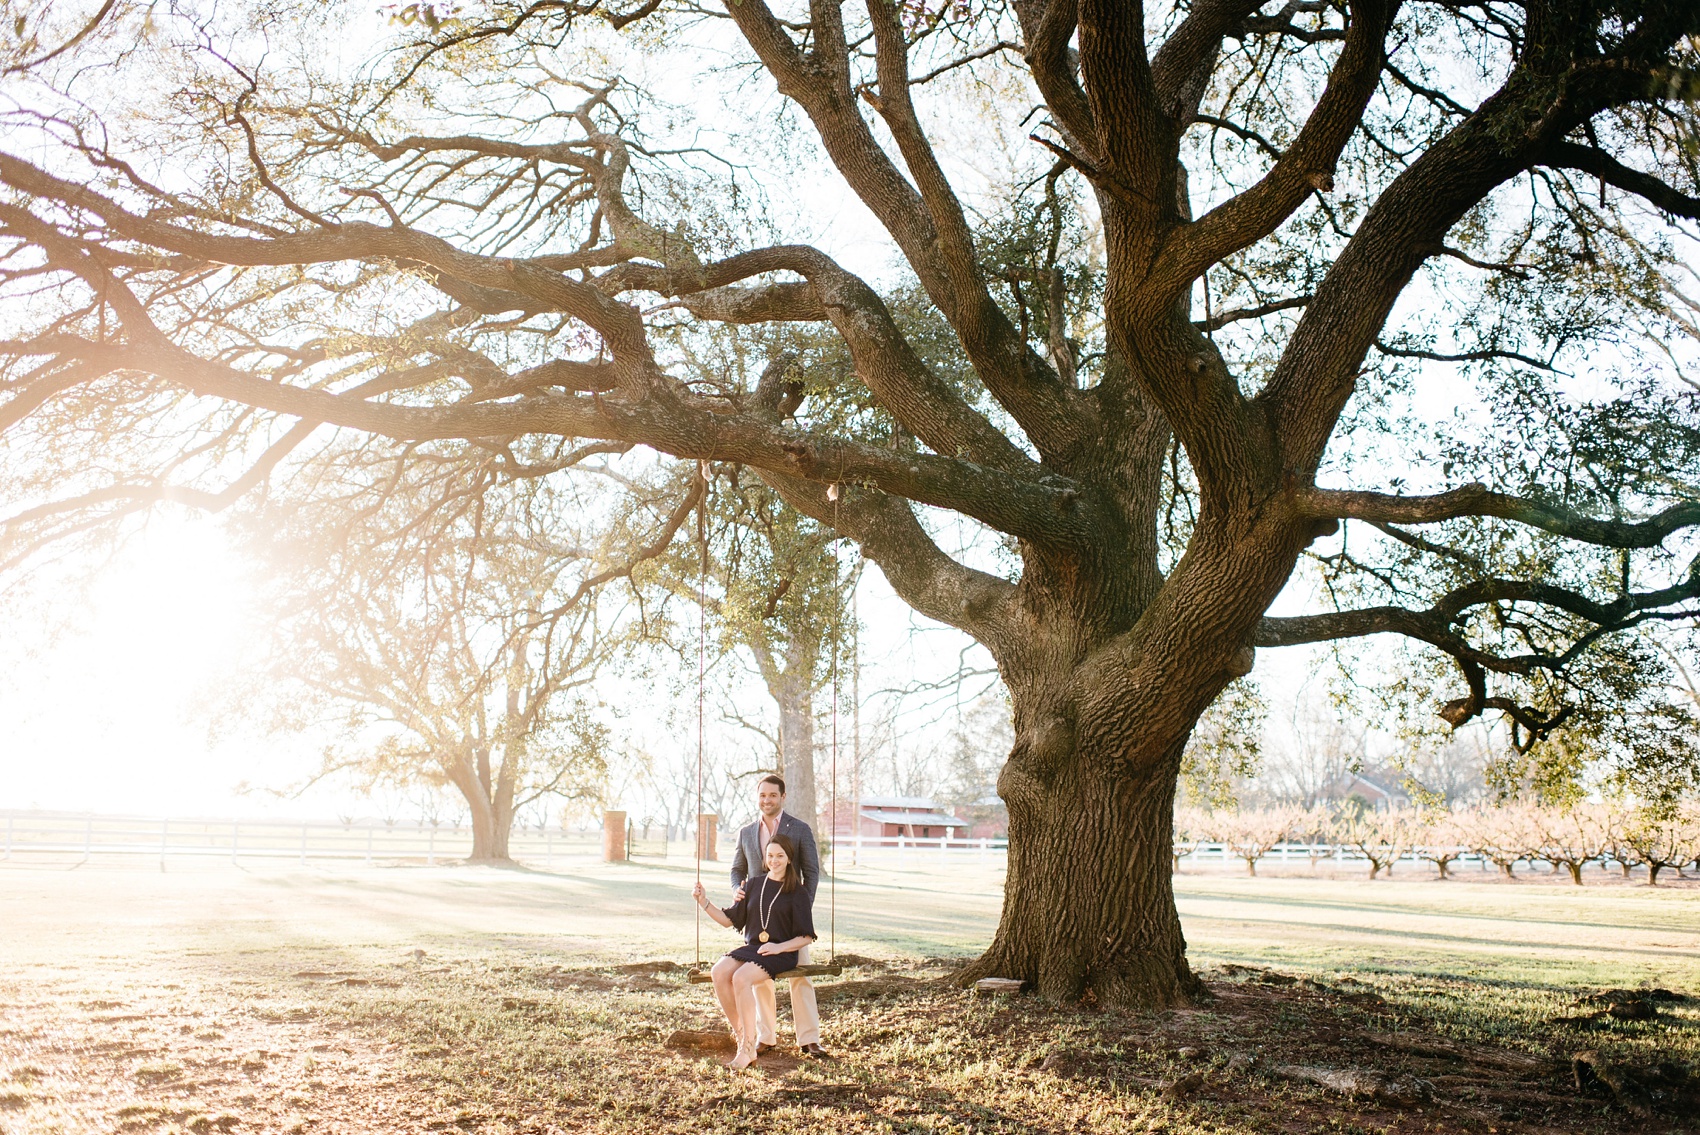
xmin=758 ymin=931 xmax=770 ymax=943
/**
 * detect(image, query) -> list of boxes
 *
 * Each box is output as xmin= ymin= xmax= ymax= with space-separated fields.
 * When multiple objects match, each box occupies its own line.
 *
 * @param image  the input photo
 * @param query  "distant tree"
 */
xmin=1333 ymin=805 xmax=1416 ymax=879
xmin=1531 ymin=803 xmax=1613 ymax=885
xmin=1411 ymin=809 xmax=1470 ymax=880
xmin=1221 ymin=805 xmax=1303 ymax=876
xmin=247 ymin=449 xmax=664 ymax=861
xmin=1398 ymin=731 xmax=1492 ymax=809
xmin=1620 ymin=805 xmax=1694 ymax=886
xmin=1171 ymin=805 xmax=1209 ymax=872
xmin=1258 ymin=691 xmax=1364 ymax=808
xmin=1293 ymin=804 xmax=1338 ymax=872
xmin=938 ymin=694 xmax=1016 ymax=811
xmin=1462 ymin=804 xmax=1542 ymax=879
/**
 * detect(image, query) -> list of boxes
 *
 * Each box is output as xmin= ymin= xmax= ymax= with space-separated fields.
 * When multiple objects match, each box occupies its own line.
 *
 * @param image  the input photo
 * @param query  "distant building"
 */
xmin=1332 ymin=772 xmax=1409 ymax=812
xmin=828 ymin=795 xmax=969 ymax=840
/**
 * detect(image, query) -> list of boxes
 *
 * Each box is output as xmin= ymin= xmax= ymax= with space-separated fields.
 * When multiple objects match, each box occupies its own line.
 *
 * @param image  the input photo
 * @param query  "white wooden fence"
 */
xmin=0 ymin=810 xmax=601 ymax=867
xmin=0 ymin=811 xmax=1022 ymax=869
xmin=1177 ymin=841 xmax=1631 ymax=873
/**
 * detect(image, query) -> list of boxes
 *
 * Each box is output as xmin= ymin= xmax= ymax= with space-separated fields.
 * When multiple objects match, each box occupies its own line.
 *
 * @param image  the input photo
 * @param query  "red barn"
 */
xmin=827 ymin=795 xmax=968 ymax=840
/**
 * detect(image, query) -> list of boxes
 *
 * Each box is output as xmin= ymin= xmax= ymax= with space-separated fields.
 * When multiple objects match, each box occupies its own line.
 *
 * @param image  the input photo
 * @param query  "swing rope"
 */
xmin=828 ymin=488 xmax=840 ymax=964
xmin=851 ymin=556 xmax=861 ymax=868
xmin=694 ymin=460 xmax=709 ymax=968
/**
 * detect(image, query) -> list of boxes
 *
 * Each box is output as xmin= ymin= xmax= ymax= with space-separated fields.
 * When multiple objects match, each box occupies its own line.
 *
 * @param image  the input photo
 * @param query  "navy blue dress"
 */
xmin=720 ymin=875 xmax=816 ymax=977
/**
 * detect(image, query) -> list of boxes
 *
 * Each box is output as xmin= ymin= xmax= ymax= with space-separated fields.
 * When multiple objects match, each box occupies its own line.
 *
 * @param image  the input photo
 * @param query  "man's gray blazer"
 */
xmin=730 ymin=811 xmax=820 ymax=903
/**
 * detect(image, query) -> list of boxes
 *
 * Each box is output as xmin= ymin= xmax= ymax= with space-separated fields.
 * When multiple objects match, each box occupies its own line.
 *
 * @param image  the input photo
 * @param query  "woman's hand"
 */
xmin=756 ymin=942 xmax=784 ymax=956
xmin=693 ymin=884 xmax=734 ymax=929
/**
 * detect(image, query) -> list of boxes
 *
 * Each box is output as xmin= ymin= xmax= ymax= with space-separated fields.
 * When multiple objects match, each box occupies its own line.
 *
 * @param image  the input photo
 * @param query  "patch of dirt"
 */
xmin=0 ymin=973 xmax=472 ymax=1134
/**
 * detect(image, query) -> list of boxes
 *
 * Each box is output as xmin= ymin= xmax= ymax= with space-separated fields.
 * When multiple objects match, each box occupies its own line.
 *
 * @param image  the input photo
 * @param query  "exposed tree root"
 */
xmin=1571 ymin=1050 xmax=1700 ymax=1119
xmin=1271 ymin=1064 xmax=1437 ymax=1107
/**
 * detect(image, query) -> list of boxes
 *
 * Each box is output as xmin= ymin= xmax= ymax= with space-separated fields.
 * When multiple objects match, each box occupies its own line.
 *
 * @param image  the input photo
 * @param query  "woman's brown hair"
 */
xmin=765 ymin=833 xmax=804 ymax=895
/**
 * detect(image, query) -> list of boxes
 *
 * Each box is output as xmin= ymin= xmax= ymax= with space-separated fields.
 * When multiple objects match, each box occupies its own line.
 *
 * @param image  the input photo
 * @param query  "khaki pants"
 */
xmin=754 ymin=942 xmax=821 ymax=1047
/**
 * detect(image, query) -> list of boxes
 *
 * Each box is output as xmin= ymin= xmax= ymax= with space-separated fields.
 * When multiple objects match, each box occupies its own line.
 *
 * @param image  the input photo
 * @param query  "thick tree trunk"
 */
xmin=960 ymin=682 xmax=1204 ymax=1007
xmin=948 ymin=464 xmax=1321 ymax=1007
xmin=445 ymin=748 xmax=516 ymax=863
xmin=468 ymin=797 xmax=512 ymax=861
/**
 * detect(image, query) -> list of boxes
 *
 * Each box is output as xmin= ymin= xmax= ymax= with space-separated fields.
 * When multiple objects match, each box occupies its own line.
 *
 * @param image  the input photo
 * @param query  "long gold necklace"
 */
xmin=755 ymin=875 xmax=782 ymax=943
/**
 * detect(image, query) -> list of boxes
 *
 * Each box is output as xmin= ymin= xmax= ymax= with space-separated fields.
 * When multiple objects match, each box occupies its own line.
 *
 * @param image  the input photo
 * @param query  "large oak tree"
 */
xmin=2 ymin=0 xmax=1698 ymax=1004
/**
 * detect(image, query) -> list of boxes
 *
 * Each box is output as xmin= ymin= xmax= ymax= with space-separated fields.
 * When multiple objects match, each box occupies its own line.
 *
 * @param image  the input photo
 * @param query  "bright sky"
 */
xmin=0 ymin=514 xmax=328 ymax=817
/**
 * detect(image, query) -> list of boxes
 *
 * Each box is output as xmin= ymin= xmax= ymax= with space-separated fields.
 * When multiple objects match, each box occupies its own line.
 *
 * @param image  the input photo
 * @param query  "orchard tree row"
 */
xmin=1176 ymin=800 xmax=1700 ymax=884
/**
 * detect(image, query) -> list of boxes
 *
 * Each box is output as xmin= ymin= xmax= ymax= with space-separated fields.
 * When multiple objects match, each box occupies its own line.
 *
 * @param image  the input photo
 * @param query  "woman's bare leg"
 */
xmin=710 ymin=956 xmax=743 ymax=1056
xmin=729 ymin=964 xmax=768 ymax=1069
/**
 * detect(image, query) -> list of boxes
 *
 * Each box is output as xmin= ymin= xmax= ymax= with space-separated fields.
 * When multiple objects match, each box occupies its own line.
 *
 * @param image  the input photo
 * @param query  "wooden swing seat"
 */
xmin=686 ymin=963 xmax=844 ymax=984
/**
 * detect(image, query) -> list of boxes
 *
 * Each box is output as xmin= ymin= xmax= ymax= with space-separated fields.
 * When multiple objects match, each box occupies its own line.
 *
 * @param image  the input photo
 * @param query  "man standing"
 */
xmin=729 ymin=773 xmax=827 ymax=1057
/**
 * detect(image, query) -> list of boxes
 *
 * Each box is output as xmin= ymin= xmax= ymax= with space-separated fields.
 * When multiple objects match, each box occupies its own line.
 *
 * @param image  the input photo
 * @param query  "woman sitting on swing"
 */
xmin=692 ymin=832 xmax=816 ymax=1069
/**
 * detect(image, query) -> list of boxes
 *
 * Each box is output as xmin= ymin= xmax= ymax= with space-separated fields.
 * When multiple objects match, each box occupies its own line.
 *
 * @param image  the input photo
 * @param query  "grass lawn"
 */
xmin=1 ymin=855 xmax=1696 ymax=1134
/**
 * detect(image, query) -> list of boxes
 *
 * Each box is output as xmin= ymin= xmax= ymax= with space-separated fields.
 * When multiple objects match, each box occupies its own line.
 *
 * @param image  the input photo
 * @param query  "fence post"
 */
xmin=231 ymin=820 xmax=239 ymax=866
xmin=696 ymin=814 xmax=718 ymax=862
xmin=299 ymin=824 xmax=307 ymax=866
xmin=365 ymin=826 xmax=373 ymax=865
xmin=545 ymin=829 xmax=553 ymax=869
xmin=83 ymin=815 xmax=93 ymax=864
xmin=5 ymin=814 xmax=12 ymax=860
xmin=160 ymin=819 xmax=168 ymax=870
xmin=427 ymin=826 xmax=435 ymax=867
xmin=603 ymin=811 xmax=627 ymax=862
xmin=898 ymin=831 xmax=907 ymax=868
